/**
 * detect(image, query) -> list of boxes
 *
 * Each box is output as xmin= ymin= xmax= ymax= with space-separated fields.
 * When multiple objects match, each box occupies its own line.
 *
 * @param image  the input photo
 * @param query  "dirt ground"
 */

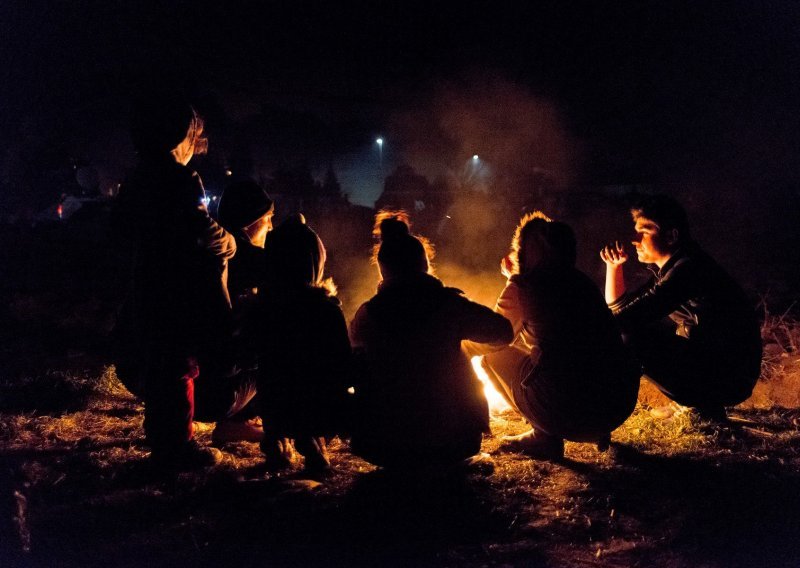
xmin=1 ymin=358 xmax=800 ymax=568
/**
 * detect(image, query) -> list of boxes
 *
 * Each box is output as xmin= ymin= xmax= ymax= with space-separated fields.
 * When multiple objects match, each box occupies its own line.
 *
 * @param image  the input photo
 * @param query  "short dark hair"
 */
xmin=631 ymin=195 xmax=690 ymax=242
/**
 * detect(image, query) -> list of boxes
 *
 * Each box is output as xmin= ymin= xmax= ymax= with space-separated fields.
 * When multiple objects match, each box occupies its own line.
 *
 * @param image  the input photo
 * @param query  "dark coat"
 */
xmin=227 ymin=232 xmax=266 ymax=308
xmin=252 ymin=286 xmax=352 ymax=437
xmin=511 ymin=264 xmax=639 ymax=437
xmin=610 ymin=242 xmax=762 ymax=383
xmin=114 ymin=155 xmax=236 ymax=358
xmin=349 ymin=273 xmax=513 ymax=464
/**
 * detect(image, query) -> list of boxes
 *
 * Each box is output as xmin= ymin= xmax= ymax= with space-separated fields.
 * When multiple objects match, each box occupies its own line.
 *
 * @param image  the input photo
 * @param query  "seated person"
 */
xmin=216 ymin=179 xmax=274 ymax=307
xmin=468 ymin=212 xmax=639 ymax=460
xmin=249 ymin=215 xmax=352 ymax=472
xmin=600 ymin=195 xmax=762 ymax=421
xmin=349 ymin=212 xmax=513 ymax=471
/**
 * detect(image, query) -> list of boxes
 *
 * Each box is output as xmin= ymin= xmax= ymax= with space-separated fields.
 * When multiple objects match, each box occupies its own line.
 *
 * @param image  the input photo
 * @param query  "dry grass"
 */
xmin=1 ymin=362 xmax=799 ymax=568
xmin=2 ymin=309 xmax=800 ymax=567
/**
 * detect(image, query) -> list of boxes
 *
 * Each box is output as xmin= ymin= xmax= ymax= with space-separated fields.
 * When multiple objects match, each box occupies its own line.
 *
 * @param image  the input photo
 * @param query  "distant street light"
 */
xmin=473 ymin=154 xmax=479 ymax=161
xmin=376 ymin=137 xmax=384 ymax=167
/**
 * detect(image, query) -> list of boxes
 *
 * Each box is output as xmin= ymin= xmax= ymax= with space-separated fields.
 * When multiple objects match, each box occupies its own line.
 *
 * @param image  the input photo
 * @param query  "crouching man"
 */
xmin=600 ymin=195 xmax=762 ymax=421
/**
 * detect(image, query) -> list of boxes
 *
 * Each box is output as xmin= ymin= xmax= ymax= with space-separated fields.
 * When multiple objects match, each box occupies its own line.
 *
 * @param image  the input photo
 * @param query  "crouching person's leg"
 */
xmin=626 ymin=323 xmax=730 ymax=420
xmin=193 ymin=362 xmax=262 ymax=444
xmin=294 ymin=437 xmax=331 ymax=473
xmin=480 ymin=347 xmax=565 ymax=460
xmin=144 ymin=352 xmax=221 ymax=470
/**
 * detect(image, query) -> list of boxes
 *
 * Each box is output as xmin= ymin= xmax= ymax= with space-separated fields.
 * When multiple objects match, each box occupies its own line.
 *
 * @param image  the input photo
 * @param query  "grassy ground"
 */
xmin=2 ymin=359 xmax=800 ymax=568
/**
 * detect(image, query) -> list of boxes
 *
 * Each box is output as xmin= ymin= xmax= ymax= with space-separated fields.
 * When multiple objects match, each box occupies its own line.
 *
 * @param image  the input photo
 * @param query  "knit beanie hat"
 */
xmin=218 ymin=180 xmax=274 ymax=232
xmin=377 ymin=217 xmax=428 ymax=279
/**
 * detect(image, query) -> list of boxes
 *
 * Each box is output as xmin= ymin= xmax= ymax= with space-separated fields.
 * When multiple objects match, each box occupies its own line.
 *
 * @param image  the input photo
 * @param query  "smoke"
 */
xmin=388 ymin=73 xmax=578 ymax=190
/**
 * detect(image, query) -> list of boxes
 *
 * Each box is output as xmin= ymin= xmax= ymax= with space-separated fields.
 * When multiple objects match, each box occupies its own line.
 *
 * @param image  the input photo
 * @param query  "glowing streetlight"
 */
xmin=473 ymin=154 xmax=479 ymax=161
xmin=376 ymin=137 xmax=384 ymax=167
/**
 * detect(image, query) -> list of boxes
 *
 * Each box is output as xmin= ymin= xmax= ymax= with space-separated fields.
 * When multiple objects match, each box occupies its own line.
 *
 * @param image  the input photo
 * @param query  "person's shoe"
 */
xmin=692 ymin=405 xmax=728 ymax=424
xmin=150 ymin=440 xmax=222 ymax=472
xmin=454 ymin=452 xmax=495 ymax=476
xmin=499 ymin=429 xmax=565 ymax=460
xmin=261 ymin=437 xmax=295 ymax=471
xmin=649 ymin=402 xmax=685 ymax=420
xmin=296 ymin=437 xmax=331 ymax=473
xmin=595 ymin=433 xmax=612 ymax=452
xmin=211 ymin=418 xmax=263 ymax=445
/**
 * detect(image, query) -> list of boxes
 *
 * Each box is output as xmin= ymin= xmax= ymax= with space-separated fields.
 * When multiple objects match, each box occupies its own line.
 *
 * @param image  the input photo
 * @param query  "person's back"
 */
xmin=257 ymin=285 xmax=350 ymax=437
xmin=350 ymin=214 xmax=513 ymax=469
xmin=252 ymin=215 xmax=351 ymax=471
xmin=353 ymin=273 xmax=502 ymax=457
xmin=512 ymin=263 xmax=638 ymax=438
xmin=119 ymin=155 xmax=234 ymax=346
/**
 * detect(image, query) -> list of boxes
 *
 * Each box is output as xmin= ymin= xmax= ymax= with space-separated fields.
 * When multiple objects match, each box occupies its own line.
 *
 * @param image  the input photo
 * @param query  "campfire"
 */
xmin=471 ymin=356 xmax=511 ymax=414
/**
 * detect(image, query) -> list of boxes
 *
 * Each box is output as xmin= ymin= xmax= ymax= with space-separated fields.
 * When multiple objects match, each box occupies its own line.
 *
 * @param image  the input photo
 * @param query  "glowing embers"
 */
xmin=470 ymin=356 xmax=511 ymax=414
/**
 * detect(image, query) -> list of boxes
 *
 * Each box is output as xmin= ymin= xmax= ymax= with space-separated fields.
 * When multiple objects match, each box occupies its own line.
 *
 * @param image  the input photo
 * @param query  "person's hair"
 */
xmin=630 ymin=195 xmax=690 ymax=244
xmin=510 ymin=211 xmax=576 ymax=273
xmin=263 ymin=214 xmax=336 ymax=295
xmin=373 ymin=210 xmax=432 ymax=279
xmin=130 ymin=92 xmax=207 ymax=155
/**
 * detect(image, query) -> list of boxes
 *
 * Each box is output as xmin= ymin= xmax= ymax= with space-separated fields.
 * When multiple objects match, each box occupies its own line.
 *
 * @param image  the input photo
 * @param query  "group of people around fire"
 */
xmin=112 ymin=96 xmax=762 ymax=473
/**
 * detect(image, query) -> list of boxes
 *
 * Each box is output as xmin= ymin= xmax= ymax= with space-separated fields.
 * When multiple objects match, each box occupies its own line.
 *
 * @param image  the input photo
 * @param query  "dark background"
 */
xmin=0 ymin=1 xmax=798 ymax=316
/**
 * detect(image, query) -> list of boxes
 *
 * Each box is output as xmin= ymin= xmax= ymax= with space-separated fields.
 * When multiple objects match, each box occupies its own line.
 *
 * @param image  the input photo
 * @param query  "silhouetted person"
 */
xmin=349 ymin=213 xmax=513 ymax=472
xmin=113 ymin=93 xmax=255 ymax=470
xmin=250 ymin=215 xmax=351 ymax=471
xmin=467 ymin=212 xmax=638 ymax=460
xmin=600 ymin=195 xmax=762 ymax=421
xmin=216 ymin=179 xmax=274 ymax=306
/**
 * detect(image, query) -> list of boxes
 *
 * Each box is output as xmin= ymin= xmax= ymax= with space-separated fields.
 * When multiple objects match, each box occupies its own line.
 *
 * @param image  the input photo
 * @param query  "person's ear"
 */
xmin=666 ymin=228 xmax=679 ymax=246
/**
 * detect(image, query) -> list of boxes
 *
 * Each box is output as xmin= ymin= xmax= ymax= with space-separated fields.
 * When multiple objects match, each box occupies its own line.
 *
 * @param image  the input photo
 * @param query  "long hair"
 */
xmin=510 ymin=211 xmax=576 ymax=274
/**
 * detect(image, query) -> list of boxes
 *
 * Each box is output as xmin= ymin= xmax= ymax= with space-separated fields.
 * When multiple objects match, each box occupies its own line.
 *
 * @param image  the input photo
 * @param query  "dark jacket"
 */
xmin=253 ymin=286 xmax=352 ymax=437
xmin=114 ymin=155 xmax=236 ymax=356
xmin=511 ymin=264 xmax=639 ymax=436
xmin=227 ymin=232 xmax=265 ymax=308
xmin=610 ymin=242 xmax=762 ymax=379
xmin=349 ymin=273 xmax=513 ymax=462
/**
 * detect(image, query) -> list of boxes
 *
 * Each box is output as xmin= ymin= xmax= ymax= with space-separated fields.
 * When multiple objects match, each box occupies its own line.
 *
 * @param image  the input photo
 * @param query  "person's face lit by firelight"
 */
xmin=244 ymin=211 xmax=274 ymax=248
xmin=632 ymin=216 xmax=675 ymax=268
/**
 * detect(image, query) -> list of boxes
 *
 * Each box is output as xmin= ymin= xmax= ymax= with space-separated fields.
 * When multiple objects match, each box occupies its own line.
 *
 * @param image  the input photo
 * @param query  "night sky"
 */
xmin=1 ymin=1 xmax=799 ymax=207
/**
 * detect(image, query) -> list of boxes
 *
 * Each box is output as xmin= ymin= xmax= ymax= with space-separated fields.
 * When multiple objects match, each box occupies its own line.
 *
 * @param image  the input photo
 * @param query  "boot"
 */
xmin=499 ymin=429 xmax=564 ymax=460
xmin=150 ymin=440 xmax=222 ymax=472
xmin=261 ymin=437 xmax=295 ymax=471
xmin=295 ymin=437 xmax=331 ymax=472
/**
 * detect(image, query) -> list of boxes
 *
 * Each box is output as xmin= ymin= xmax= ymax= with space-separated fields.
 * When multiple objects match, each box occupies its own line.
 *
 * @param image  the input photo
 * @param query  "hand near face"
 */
xmin=600 ymin=241 xmax=628 ymax=267
xmin=500 ymin=254 xmax=514 ymax=279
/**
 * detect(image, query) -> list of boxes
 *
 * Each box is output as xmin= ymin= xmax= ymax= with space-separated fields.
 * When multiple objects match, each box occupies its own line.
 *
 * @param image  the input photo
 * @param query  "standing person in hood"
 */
xmin=600 ymin=195 xmax=761 ymax=421
xmin=349 ymin=212 xmax=513 ymax=473
xmin=113 ymin=92 xmax=255 ymax=470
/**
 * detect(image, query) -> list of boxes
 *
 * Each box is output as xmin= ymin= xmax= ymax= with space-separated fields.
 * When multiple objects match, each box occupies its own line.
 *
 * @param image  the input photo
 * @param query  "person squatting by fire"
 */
xmin=112 ymin=94 xmax=761 ymax=473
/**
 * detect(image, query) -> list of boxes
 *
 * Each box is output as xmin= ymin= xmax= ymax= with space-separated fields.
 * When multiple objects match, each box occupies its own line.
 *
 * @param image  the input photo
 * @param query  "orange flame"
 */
xmin=470 ymin=356 xmax=511 ymax=414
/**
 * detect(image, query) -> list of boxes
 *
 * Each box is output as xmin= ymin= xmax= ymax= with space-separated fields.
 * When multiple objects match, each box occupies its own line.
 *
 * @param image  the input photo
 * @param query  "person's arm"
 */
xmin=612 ymin=257 xmax=696 ymax=332
xmin=462 ymin=278 xmax=522 ymax=357
xmin=184 ymin=171 xmax=237 ymax=261
xmin=600 ymin=241 xmax=628 ymax=304
xmin=459 ymin=283 xmax=515 ymax=356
